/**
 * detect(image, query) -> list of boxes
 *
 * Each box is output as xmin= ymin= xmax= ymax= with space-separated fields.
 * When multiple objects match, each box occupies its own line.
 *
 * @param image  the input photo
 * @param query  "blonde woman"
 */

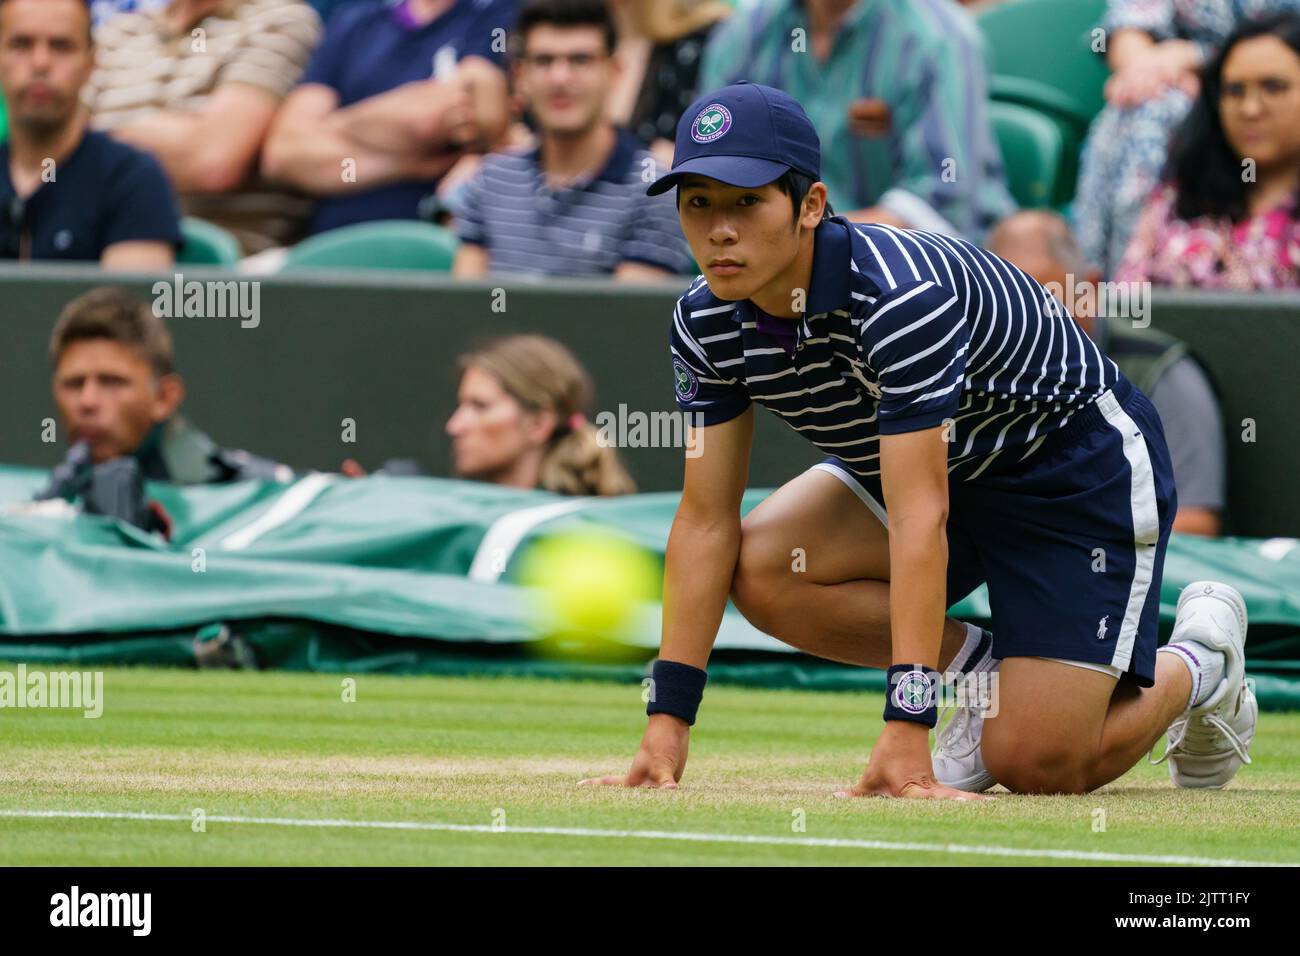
xmin=341 ymin=335 xmax=635 ymax=494
xmin=445 ymin=334 xmax=637 ymax=496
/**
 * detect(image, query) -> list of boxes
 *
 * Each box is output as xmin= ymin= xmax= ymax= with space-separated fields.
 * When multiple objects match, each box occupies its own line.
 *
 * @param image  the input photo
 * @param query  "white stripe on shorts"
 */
xmin=1096 ymin=389 xmax=1161 ymax=674
xmin=1037 ymin=656 xmax=1123 ymax=679
xmin=811 ymin=461 xmax=890 ymax=528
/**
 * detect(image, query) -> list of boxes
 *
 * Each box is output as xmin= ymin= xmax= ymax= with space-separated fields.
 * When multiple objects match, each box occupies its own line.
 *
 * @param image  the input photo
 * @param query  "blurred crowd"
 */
xmin=9 ymin=0 xmax=1300 ymax=537
xmin=3 ymin=0 xmax=1296 ymax=286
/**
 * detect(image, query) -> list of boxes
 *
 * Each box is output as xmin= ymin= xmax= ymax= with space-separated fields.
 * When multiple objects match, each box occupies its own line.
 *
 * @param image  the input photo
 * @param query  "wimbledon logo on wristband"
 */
xmin=890 ymin=668 xmax=999 ymax=716
xmin=893 ymin=669 xmax=936 ymax=714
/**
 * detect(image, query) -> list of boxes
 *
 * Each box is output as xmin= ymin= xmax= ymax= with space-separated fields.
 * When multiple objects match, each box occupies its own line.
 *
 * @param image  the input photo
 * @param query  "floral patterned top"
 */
xmin=1103 ymin=0 xmax=1297 ymax=57
xmin=1075 ymin=0 xmax=1300 ymax=276
xmin=1115 ymin=182 xmax=1300 ymax=289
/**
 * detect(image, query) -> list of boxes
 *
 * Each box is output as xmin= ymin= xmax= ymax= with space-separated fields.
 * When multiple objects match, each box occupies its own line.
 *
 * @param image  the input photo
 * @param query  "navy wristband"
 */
xmin=883 ymin=664 xmax=940 ymax=728
xmin=645 ymin=659 xmax=708 ymax=726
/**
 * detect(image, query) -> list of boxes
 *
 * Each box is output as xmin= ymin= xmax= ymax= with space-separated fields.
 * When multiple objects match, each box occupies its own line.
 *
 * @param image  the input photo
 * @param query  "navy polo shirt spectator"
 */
xmin=0 ymin=131 xmax=181 ymax=262
xmin=296 ymin=0 xmax=517 ymax=234
xmin=449 ymin=127 xmax=693 ymax=276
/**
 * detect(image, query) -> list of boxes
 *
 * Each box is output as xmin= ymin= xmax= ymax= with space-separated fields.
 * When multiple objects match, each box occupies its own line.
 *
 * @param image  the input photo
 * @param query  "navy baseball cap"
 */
xmin=645 ymin=82 xmax=822 ymax=196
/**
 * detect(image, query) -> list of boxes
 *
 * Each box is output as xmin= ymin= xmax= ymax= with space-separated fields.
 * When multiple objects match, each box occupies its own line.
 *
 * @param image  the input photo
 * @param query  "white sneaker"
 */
xmin=1150 ymin=581 xmax=1257 ymax=788
xmin=932 ymin=638 xmax=999 ymax=793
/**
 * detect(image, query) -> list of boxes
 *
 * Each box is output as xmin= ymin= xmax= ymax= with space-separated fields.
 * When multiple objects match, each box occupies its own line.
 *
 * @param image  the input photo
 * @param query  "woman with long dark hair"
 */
xmin=1074 ymin=0 xmax=1300 ymax=277
xmin=1116 ymin=12 xmax=1300 ymax=288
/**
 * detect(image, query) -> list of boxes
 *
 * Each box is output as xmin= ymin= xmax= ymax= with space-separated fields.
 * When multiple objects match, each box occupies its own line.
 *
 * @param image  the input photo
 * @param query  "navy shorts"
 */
xmin=818 ymin=375 xmax=1177 ymax=687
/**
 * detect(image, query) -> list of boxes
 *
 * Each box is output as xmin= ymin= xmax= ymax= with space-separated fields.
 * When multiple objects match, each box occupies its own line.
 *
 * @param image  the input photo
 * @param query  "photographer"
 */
xmin=38 ymin=287 xmax=290 ymax=536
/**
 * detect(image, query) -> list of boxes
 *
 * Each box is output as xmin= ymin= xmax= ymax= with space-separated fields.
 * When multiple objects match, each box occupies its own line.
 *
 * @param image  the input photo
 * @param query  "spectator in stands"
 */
xmin=45 ymin=287 xmax=291 ymax=489
xmin=340 ymin=333 xmax=636 ymax=495
xmin=0 ymin=0 xmax=180 ymax=268
xmin=448 ymin=0 xmax=693 ymax=278
xmin=447 ymin=334 xmax=636 ymax=495
xmin=1074 ymin=0 xmax=1300 ymax=277
xmin=262 ymin=0 xmax=517 ymax=236
xmin=694 ymin=0 xmax=1015 ymax=240
xmin=86 ymin=0 xmax=321 ymax=255
xmin=988 ymin=210 xmax=1225 ymax=537
xmin=1115 ymin=12 xmax=1300 ymax=290
xmin=606 ymin=0 xmax=732 ymax=172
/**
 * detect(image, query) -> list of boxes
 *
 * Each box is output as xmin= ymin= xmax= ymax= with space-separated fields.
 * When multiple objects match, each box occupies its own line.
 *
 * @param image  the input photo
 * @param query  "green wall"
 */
xmin=1 ymin=264 xmax=1295 ymax=535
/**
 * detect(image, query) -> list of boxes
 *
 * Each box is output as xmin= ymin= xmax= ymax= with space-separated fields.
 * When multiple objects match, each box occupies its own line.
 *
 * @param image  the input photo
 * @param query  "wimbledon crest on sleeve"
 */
xmin=673 ymin=358 xmax=700 ymax=401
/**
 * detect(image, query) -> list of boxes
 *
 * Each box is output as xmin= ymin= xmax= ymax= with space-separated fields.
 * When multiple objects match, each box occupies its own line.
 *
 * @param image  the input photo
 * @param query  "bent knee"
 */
xmin=730 ymin=515 xmax=802 ymax=632
xmin=983 ymin=737 xmax=1094 ymax=795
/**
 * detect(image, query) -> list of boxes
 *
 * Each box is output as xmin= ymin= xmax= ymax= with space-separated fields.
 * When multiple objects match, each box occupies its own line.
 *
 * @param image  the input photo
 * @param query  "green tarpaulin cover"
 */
xmin=2 ymin=466 xmax=1298 ymax=708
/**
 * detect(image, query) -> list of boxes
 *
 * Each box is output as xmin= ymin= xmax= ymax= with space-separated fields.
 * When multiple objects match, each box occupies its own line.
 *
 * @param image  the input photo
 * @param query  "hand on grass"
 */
xmin=579 ymin=713 xmax=689 ymax=789
xmin=837 ymin=721 xmax=990 ymax=801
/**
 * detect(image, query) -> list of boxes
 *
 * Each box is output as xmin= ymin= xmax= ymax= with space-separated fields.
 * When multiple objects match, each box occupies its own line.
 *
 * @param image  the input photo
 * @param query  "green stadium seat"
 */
xmin=989 ymin=101 xmax=1066 ymax=210
xmin=977 ymin=0 xmax=1110 ymax=205
xmin=987 ymin=75 xmax=1097 ymax=133
xmin=177 ymin=217 xmax=242 ymax=266
xmin=281 ymin=220 xmax=460 ymax=272
xmin=976 ymin=0 xmax=1109 ymax=128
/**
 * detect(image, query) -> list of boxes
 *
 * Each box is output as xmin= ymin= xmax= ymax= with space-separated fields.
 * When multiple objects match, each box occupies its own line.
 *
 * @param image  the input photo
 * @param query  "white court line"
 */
xmin=0 ymin=810 xmax=1293 ymax=867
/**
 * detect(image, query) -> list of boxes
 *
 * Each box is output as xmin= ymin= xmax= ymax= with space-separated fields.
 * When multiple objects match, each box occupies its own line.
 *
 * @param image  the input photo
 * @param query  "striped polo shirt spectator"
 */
xmin=696 ymin=0 xmax=1015 ymax=241
xmin=670 ymin=215 xmax=1118 ymax=481
xmin=449 ymin=128 xmax=694 ymax=277
xmin=86 ymin=0 xmax=322 ymax=252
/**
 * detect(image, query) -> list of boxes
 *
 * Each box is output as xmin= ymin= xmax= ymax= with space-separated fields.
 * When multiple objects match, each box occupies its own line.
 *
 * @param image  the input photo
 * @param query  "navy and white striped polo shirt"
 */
xmin=669 ymin=215 xmax=1120 ymax=481
xmin=450 ymin=128 xmax=693 ymax=277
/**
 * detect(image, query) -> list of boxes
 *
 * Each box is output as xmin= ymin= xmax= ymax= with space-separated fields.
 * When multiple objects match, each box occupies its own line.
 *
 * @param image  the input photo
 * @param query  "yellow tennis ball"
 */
xmin=517 ymin=529 xmax=661 ymax=639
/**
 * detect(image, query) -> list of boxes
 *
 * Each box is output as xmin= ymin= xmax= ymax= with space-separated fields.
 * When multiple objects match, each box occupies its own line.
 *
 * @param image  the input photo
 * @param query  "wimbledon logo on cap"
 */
xmin=691 ymin=103 xmax=733 ymax=144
